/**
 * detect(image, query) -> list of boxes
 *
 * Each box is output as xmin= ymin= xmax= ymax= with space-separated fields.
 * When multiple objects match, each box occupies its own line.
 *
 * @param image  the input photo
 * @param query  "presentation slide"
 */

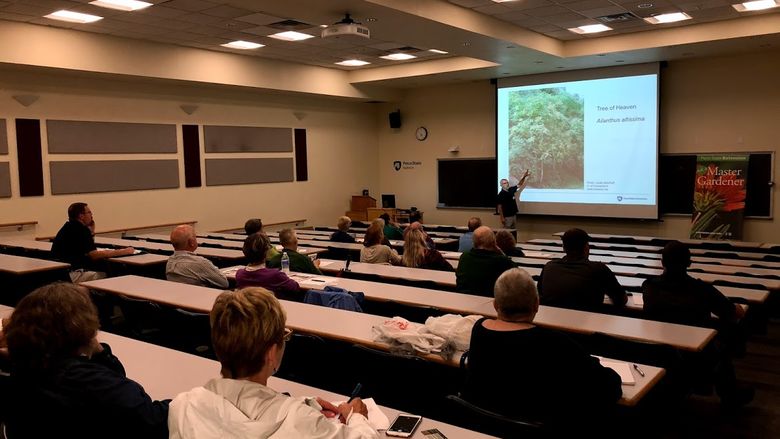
xmin=496 ymin=63 xmax=659 ymax=219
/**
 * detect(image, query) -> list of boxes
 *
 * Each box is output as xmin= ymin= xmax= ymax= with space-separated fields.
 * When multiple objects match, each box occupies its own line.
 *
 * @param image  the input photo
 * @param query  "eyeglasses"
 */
xmin=281 ymin=327 xmax=293 ymax=343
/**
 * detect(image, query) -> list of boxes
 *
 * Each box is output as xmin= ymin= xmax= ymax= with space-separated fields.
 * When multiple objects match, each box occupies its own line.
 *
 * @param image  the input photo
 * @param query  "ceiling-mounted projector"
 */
xmin=322 ymin=13 xmax=370 ymax=39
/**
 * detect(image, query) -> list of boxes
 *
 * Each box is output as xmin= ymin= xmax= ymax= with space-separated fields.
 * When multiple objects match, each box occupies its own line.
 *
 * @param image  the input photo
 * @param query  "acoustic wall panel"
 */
xmin=182 ymin=124 xmax=202 ymax=188
xmin=204 ymin=126 xmax=292 ymax=153
xmin=47 ymin=120 xmax=177 ymax=154
xmin=294 ymin=128 xmax=308 ymax=182
xmin=50 ymin=160 xmax=179 ymax=195
xmin=15 ymin=119 xmax=44 ymax=197
xmin=205 ymin=158 xmax=293 ymax=186
xmin=0 ymin=163 xmax=10 ymax=198
xmin=0 ymin=119 xmax=7 ymax=154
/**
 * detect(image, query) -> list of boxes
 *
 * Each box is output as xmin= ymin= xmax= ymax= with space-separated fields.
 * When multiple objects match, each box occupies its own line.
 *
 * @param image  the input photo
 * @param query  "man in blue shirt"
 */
xmin=458 ymin=217 xmax=481 ymax=252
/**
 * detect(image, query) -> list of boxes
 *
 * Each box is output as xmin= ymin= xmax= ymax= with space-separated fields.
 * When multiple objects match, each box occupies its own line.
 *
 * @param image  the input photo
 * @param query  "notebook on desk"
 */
xmin=598 ymin=359 xmax=636 ymax=385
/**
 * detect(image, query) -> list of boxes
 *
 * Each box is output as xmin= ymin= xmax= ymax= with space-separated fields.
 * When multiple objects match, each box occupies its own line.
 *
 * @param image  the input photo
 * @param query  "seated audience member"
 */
xmin=458 ymin=217 xmax=481 ymax=252
xmin=168 ymin=287 xmax=377 ymax=438
xmin=379 ymin=213 xmax=403 ymax=240
xmin=404 ymin=221 xmax=436 ymax=249
xmin=3 ymin=283 xmax=169 ymax=439
xmin=402 ymin=228 xmax=453 ymax=272
xmin=330 ymin=216 xmax=357 ymax=243
xmin=360 ymin=222 xmax=401 ymax=265
xmin=236 ymin=233 xmax=301 ymax=300
xmin=495 ymin=230 xmax=525 ymax=257
xmin=462 ymin=268 xmax=621 ymax=426
xmin=537 ymin=228 xmax=627 ymax=311
xmin=456 ymin=226 xmax=515 ymax=296
xmin=166 ymin=224 xmax=229 ymax=289
xmin=244 ymin=217 xmax=279 ymax=260
xmin=51 ymin=202 xmax=135 ymax=282
xmin=267 ymin=228 xmax=322 ymax=275
xmin=642 ymin=241 xmax=752 ymax=408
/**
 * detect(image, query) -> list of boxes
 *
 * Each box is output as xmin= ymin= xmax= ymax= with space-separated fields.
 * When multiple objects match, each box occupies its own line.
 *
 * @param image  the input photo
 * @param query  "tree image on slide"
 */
xmin=508 ymin=88 xmax=584 ymax=189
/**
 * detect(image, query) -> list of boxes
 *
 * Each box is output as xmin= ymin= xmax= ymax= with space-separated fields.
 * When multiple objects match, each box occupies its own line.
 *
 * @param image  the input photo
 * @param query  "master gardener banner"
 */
xmin=690 ymin=154 xmax=748 ymax=240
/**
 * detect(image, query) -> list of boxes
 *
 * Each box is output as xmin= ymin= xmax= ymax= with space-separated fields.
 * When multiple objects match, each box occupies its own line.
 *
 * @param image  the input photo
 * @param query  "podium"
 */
xmin=346 ymin=195 xmax=375 ymax=221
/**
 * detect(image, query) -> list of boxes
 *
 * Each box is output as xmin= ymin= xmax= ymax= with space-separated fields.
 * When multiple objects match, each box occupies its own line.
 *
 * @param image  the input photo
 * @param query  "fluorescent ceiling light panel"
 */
xmin=268 ymin=31 xmax=315 ymax=41
xmin=429 ymin=49 xmax=448 ymax=54
xmin=644 ymin=12 xmax=692 ymax=24
xmin=568 ymin=24 xmax=612 ymax=34
xmin=380 ymin=53 xmax=417 ymax=61
xmin=89 ymin=0 xmax=152 ymax=11
xmin=491 ymin=0 xmax=518 ymax=3
xmin=44 ymin=10 xmax=103 ymax=23
xmin=336 ymin=59 xmax=371 ymax=66
xmin=732 ymin=0 xmax=779 ymax=11
xmin=221 ymin=40 xmax=264 ymax=50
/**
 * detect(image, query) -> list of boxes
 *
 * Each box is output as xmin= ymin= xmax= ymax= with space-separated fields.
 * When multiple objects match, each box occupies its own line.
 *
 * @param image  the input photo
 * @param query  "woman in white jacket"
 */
xmin=168 ymin=287 xmax=378 ymax=439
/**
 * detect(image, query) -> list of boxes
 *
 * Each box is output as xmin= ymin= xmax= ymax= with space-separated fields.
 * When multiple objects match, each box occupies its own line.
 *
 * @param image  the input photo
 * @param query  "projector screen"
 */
xmin=496 ymin=63 xmax=660 ymax=219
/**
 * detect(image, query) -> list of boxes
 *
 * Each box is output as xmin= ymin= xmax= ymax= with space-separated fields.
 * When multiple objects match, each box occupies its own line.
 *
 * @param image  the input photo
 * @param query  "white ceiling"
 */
xmin=0 ymin=0 xmax=778 ymax=89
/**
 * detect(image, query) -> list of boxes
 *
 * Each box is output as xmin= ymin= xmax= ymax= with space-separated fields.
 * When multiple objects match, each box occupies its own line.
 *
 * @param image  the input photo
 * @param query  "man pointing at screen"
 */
xmin=497 ymin=169 xmax=530 ymax=229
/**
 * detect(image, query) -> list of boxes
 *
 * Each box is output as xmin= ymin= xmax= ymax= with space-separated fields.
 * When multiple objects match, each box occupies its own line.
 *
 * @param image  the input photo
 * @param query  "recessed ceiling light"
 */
xmin=89 ymin=0 xmax=152 ymax=11
xmin=380 ymin=53 xmax=417 ymax=61
xmin=336 ymin=59 xmax=371 ymax=66
xmin=319 ymin=24 xmax=328 ymax=28
xmin=366 ymin=17 xmax=377 ymax=22
xmin=643 ymin=12 xmax=692 ymax=24
xmin=491 ymin=0 xmax=518 ymax=2
xmin=268 ymin=31 xmax=315 ymax=41
xmin=568 ymin=24 xmax=612 ymax=34
xmin=637 ymin=3 xmax=655 ymax=8
xmin=44 ymin=10 xmax=103 ymax=23
xmin=732 ymin=0 xmax=779 ymax=11
xmin=429 ymin=49 xmax=448 ymax=54
xmin=221 ymin=40 xmax=264 ymax=50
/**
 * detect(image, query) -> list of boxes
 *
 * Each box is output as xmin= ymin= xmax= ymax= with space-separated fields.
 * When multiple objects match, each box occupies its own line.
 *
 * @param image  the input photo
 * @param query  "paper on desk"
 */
xmin=298 ymin=277 xmax=338 ymax=289
xmin=598 ymin=359 xmax=636 ymax=385
xmin=631 ymin=294 xmax=644 ymax=306
xmin=332 ymin=398 xmax=390 ymax=430
xmin=523 ymin=251 xmax=553 ymax=258
xmin=318 ymin=261 xmax=336 ymax=268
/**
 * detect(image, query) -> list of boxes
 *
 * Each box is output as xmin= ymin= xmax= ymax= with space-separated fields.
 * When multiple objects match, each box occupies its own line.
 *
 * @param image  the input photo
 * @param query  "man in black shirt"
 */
xmin=51 ymin=202 xmax=135 ymax=282
xmin=642 ymin=241 xmax=752 ymax=409
xmin=537 ymin=228 xmax=627 ymax=311
xmin=496 ymin=170 xmax=530 ymax=229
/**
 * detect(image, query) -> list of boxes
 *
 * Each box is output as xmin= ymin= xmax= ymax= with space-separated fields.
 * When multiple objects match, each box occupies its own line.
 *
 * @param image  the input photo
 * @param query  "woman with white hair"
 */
xmin=462 ymin=268 xmax=622 ymax=425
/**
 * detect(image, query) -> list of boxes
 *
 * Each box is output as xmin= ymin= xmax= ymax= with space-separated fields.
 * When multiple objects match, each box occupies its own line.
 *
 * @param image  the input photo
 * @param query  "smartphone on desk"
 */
xmin=386 ymin=414 xmax=422 ymax=437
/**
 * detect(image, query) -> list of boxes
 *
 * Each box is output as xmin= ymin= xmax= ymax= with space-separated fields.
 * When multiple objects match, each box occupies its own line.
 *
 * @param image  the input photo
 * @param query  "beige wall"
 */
xmin=377 ymin=49 xmax=780 ymax=242
xmin=0 ymin=68 xmax=380 ymax=239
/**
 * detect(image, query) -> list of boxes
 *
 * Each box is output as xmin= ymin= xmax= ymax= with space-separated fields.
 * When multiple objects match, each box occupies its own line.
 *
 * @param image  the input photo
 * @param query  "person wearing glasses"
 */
xmin=169 ymin=287 xmax=378 ymax=438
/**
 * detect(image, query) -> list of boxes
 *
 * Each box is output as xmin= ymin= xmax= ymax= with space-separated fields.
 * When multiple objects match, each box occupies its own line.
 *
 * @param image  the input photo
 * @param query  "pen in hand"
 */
xmin=632 ymin=363 xmax=645 ymax=377
xmin=347 ymin=383 xmax=362 ymax=403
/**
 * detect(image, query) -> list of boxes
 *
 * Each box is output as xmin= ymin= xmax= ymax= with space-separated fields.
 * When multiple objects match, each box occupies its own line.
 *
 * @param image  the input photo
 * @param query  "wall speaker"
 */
xmin=389 ymin=110 xmax=401 ymax=129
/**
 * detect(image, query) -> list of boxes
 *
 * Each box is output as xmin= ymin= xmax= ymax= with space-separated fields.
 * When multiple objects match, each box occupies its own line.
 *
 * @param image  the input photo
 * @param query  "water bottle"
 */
xmin=281 ymin=252 xmax=290 ymax=274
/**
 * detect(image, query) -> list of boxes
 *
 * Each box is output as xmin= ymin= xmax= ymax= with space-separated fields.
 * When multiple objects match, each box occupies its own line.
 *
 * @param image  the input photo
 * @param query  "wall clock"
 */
xmin=415 ymin=126 xmax=428 ymax=141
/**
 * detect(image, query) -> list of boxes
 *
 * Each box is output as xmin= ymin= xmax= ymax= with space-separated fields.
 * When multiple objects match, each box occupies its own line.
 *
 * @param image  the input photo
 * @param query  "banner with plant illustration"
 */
xmin=689 ymin=154 xmax=748 ymax=240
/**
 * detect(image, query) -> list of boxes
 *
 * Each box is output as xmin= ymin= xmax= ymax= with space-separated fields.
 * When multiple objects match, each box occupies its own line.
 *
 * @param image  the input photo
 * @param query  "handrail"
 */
xmin=36 ymin=220 xmax=197 ymax=241
xmin=214 ymin=219 xmax=307 ymax=233
xmin=0 ymin=221 xmax=38 ymax=231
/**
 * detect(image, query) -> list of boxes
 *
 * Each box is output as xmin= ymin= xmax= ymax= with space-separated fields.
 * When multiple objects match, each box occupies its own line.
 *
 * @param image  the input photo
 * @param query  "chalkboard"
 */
xmin=660 ymin=153 xmax=773 ymax=217
xmin=438 ymin=158 xmax=497 ymax=209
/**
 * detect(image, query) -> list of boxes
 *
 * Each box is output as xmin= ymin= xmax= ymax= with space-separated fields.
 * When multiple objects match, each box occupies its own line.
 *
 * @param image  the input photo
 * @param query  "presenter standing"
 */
xmin=497 ymin=170 xmax=530 ymax=229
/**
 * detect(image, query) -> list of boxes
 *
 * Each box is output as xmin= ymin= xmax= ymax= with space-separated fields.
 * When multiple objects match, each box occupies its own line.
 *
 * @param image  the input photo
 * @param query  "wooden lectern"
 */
xmin=346 ymin=195 xmax=376 ymax=221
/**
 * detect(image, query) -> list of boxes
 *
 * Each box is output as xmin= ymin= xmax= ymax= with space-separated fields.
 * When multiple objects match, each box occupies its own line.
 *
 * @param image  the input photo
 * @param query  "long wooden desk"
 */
xmin=131 ymin=233 xmax=327 ymax=258
xmin=89 ymin=331 xmax=498 ymax=438
xmin=0 ymin=253 xmax=70 ymax=275
xmin=553 ymin=232 xmax=768 ymax=250
xmin=216 ymin=269 xmax=715 ymax=353
xmin=530 ymin=238 xmax=776 ymax=261
xmin=95 ymin=236 xmax=245 ymax=263
xmin=79 ymin=276 xmax=665 ymax=405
